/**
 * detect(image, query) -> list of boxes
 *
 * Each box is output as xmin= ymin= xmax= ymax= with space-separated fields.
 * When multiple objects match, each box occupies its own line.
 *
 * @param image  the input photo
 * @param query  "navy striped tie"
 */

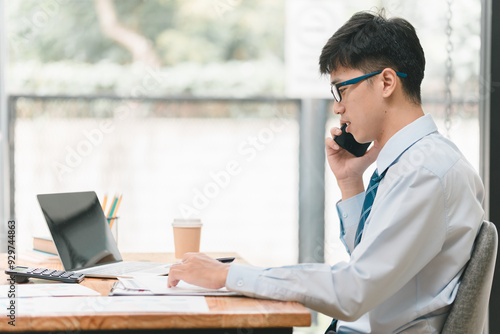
xmin=326 ymin=169 xmax=388 ymax=333
xmin=354 ymin=169 xmax=385 ymax=247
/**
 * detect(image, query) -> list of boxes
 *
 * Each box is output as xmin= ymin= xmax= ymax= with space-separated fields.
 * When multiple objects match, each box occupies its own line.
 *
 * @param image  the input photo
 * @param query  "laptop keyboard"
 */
xmin=82 ymin=262 xmax=163 ymax=275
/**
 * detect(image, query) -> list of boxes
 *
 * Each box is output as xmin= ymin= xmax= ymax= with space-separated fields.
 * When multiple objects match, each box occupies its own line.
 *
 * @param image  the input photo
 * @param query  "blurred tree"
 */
xmin=8 ymin=0 xmax=284 ymax=66
xmin=94 ymin=0 xmax=161 ymax=67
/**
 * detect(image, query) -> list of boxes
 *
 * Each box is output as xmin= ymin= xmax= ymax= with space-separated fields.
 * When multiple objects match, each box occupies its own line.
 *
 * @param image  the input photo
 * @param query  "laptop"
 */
xmin=37 ymin=191 xmax=172 ymax=278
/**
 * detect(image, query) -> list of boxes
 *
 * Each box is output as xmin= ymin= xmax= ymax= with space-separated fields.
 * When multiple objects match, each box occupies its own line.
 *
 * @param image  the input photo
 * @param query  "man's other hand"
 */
xmin=167 ymin=252 xmax=231 ymax=289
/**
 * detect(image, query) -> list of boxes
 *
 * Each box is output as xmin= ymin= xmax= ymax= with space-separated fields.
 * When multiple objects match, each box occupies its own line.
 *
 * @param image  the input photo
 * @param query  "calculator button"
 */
xmin=42 ymin=270 xmax=56 ymax=276
xmin=32 ymin=268 xmax=46 ymax=274
xmin=50 ymin=270 xmax=65 ymax=277
xmin=70 ymin=274 xmax=84 ymax=279
xmin=60 ymin=272 xmax=73 ymax=278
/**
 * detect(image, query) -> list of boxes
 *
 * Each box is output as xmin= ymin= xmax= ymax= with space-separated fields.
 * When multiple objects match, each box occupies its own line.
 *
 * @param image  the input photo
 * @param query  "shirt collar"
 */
xmin=376 ymin=114 xmax=438 ymax=174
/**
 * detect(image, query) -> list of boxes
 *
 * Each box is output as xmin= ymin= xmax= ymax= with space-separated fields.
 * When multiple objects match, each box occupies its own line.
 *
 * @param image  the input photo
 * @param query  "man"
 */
xmin=168 ymin=10 xmax=484 ymax=333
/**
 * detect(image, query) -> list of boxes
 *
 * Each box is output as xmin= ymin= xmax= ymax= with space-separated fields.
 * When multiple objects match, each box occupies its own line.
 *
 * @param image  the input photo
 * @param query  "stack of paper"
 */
xmin=0 ymin=296 xmax=210 ymax=315
xmin=0 ymin=283 xmax=100 ymax=298
xmin=110 ymin=276 xmax=241 ymax=297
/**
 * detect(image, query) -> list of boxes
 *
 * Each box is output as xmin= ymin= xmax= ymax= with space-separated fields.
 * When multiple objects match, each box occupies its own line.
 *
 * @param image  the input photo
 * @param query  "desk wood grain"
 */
xmin=0 ymin=253 xmax=311 ymax=332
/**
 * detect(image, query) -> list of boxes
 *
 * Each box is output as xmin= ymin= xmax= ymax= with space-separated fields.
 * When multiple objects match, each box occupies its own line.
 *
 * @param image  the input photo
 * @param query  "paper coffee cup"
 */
xmin=172 ymin=219 xmax=202 ymax=259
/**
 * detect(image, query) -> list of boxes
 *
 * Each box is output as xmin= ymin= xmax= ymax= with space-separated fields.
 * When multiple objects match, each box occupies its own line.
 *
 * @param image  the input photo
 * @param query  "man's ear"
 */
xmin=380 ymin=68 xmax=398 ymax=98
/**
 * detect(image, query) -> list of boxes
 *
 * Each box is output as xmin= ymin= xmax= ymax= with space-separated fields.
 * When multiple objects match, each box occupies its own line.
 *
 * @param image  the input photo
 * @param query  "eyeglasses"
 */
xmin=330 ymin=70 xmax=408 ymax=103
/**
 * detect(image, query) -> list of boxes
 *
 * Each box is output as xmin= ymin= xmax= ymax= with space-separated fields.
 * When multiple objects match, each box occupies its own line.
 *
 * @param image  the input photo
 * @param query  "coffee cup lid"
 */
xmin=172 ymin=219 xmax=202 ymax=227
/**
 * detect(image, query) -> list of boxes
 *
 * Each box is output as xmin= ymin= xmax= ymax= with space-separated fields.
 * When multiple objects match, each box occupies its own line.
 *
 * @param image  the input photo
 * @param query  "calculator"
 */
xmin=5 ymin=266 xmax=85 ymax=283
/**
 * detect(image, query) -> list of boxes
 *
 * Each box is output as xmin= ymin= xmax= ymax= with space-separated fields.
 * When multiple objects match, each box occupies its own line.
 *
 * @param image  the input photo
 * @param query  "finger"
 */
xmin=325 ymin=137 xmax=340 ymax=151
xmin=167 ymin=265 xmax=183 ymax=287
xmin=167 ymin=271 xmax=179 ymax=288
xmin=329 ymin=127 xmax=342 ymax=137
xmin=167 ymin=276 xmax=180 ymax=288
xmin=363 ymin=141 xmax=381 ymax=162
xmin=367 ymin=140 xmax=381 ymax=155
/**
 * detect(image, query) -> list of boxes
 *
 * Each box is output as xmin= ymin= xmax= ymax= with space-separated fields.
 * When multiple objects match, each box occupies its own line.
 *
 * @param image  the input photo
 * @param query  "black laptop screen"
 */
xmin=37 ymin=191 xmax=122 ymax=271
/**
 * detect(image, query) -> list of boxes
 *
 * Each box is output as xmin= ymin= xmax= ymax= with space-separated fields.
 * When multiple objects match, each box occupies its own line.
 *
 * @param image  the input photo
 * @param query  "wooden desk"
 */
xmin=0 ymin=253 xmax=311 ymax=333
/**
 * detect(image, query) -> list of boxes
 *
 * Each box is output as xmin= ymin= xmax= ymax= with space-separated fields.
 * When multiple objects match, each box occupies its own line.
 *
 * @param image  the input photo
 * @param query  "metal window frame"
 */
xmin=480 ymin=0 xmax=499 ymax=333
xmin=0 ymin=0 xmax=9 ymax=252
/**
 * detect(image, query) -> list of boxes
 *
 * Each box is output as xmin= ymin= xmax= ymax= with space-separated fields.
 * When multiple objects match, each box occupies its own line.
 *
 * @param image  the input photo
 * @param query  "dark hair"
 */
xmin=319 ymin=10 xmax=425 ymax=104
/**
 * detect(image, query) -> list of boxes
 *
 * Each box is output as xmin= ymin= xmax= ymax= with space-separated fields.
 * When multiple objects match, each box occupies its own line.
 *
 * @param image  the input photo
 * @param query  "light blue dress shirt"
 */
xmin=225 ymin=114 xmax=484 ymax=333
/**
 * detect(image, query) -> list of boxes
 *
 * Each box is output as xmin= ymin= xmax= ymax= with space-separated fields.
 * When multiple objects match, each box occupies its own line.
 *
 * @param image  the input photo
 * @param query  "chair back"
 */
xmin=441 ymin=221 xmax=498 ymax=334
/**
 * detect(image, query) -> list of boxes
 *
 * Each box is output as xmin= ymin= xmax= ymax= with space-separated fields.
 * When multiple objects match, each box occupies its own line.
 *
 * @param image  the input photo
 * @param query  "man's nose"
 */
xmin=333 ymin=101 xmax=344 ymax=115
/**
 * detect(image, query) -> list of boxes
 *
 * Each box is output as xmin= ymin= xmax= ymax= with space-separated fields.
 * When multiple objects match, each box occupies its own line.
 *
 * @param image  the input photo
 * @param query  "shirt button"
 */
xmin=343 ymin=213 xmax=348 ymax=218
xmin=237 ymin=280 xmax=244 ymax=287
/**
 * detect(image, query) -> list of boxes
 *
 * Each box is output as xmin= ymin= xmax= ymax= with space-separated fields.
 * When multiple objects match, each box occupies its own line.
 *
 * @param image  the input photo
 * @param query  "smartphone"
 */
xmin=333 ymin=123 xmax=371 ymax=157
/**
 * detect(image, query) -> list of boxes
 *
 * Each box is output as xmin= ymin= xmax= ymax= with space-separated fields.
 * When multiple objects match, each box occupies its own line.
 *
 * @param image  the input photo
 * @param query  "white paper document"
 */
xmin=110 ymin=276 xmax=241 ymax=296
xmin=0 ymin=283 xmax=100 ymax=298
xmin=0 ymin=295 xmax=209 ymax=316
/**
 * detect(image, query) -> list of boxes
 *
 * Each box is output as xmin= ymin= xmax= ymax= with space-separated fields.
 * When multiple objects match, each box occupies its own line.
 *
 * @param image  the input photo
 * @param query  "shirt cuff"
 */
xmin=337 ymin=192 xmax=364 ymax=226
xmin=225 ymin=263 xmax=263 ymax=297
xmin=337 ymin=192 xmax=364 ymax=253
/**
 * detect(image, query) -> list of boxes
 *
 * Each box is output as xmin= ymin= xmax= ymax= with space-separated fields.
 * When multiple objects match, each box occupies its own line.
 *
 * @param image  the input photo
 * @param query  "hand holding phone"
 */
xmin=333 ymin=123 xmax=371 ymax=157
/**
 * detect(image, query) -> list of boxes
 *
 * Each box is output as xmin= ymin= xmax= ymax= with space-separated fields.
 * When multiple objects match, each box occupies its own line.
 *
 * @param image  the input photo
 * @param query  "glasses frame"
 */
xmin=331 ymin=70 xmax=408 ymax=103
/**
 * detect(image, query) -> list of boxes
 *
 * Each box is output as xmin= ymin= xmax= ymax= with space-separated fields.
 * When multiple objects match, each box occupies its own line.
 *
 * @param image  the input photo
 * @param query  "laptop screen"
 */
xmin=37 ymin=191 xmax=122 ymax=271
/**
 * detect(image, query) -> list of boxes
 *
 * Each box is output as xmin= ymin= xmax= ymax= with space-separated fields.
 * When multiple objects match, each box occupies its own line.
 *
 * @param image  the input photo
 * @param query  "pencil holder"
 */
xmin=107 ymin=217 xmax=119 ymax=244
